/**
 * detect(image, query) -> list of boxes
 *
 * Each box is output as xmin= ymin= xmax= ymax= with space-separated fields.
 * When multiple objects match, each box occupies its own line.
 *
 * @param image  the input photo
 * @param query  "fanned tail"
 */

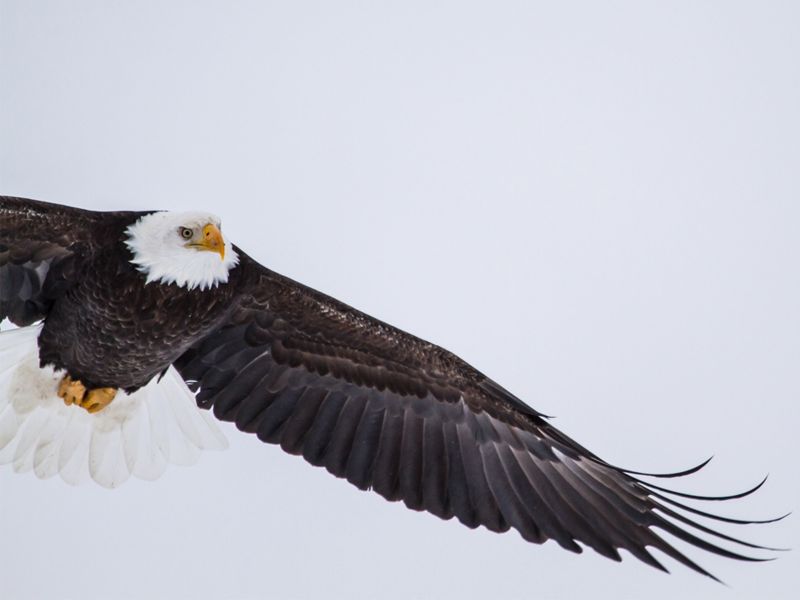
xmin=0 ymin=324 xmax=228 ymax=488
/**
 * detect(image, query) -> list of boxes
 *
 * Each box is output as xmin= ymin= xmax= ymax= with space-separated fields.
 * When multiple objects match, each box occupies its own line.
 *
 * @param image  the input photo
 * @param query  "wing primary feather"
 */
xmin=626 ymin=547 xmax=670 ymax=574
xmin=645 ymin=536 xmax=724 ymax=583
xmin=457 ymin=412 xmax=507 ymax=533
xmin=371 ymin=410 xmax=404 ymax=501
xmin=398 ymin=409 xmax=424 ymax=510
xmin=478 ymin=438 xmax=544 ymax=543
xmin=322 ymin=395 xmax=367 ymax=477
xmin=650 ymin=501 xmax=788 ymax=552
xmin=567 ymin=460 xmax=658 ymax=519
xmin=485 ymin=420 xmax=593 ymax=550
xmin=344 ymin=400 xmax=385 ymax=490
xmin=279 ymin=388 xmax=329 ymax=455
xmin=421 ymin=416 xmax=451 ymax=519
xmin=456 ymin=407 xmax=510 ymax=532
xmin=197 ymin=367 xmax=238 ymax=409
xmin=235 ymin=388 xmax=277 ymax=434
xmin=555 ymin=460 xmax=694 ymax=570
xmin=538 ymin=458 xmax=643 ymax=559
xmin=442 ymin=419 xmax=478 ymax=528
xmin=646 ymin=489 xmax=791 ymax=525
xmin=229 ymin=365 xmax=278 ymax=430
xmin=499 ymin=445 xmax=581 ymax=548
xmin=652 ymin=517 xmax=773 ymax=564
xmin=619 ymin=456 xmax=714 ymax=479
xmin=638 ymin=474 xmax=769 ymax=502
xmin=301 ymin=391 xmax=348 ymax=466
xmin=256 ymin=386 xmax=306 ymax=444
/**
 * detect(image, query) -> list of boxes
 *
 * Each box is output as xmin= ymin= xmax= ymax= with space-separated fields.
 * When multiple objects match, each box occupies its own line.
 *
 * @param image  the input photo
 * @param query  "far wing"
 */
xmin=1 ymin=196 xmax=115 ymax=325
xmin=175 ymin=250 xmax=780 ymax=579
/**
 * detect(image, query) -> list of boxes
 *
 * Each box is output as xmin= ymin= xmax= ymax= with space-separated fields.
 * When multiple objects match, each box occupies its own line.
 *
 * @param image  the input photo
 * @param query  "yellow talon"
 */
xmin=84 ymin=387 xmax=117 ymax=413
xmin=57 ymin=375 xmax=117 ymax=413
xmin=58 ymin=375 xmax=87 ymax=406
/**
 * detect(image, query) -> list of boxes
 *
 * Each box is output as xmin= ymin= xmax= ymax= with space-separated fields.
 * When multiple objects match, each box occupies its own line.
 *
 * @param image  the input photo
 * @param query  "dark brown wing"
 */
xmin=174 ymin=250 xmax=781 ymax=580
xmin=0 ymin=196 xmax=110 ymax=325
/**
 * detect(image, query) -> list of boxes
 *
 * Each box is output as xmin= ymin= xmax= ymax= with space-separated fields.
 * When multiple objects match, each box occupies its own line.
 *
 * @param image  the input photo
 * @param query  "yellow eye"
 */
xmin=179 ymin=227 xmax=193 ymax=240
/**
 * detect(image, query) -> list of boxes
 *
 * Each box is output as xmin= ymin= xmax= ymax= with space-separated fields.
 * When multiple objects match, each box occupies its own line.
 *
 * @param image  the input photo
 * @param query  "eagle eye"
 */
xmin=179 ymin=227 xmax=193 ymax=240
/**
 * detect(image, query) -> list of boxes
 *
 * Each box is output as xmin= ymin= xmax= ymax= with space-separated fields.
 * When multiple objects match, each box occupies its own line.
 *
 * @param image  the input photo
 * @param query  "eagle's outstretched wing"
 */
xmin=0 ymin=196 xmax=125 ymax=325
xmin=175 ymin=250 xmax=782 ymax=580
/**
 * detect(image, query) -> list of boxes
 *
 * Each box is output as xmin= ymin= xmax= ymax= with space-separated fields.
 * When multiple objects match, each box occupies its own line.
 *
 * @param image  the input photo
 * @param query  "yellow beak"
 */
xmin=198 ymin=223 xmax=225 ymax=259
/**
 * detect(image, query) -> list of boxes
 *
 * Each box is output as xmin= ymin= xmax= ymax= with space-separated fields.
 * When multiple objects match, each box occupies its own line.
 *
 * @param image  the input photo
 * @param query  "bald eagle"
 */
xmin=0 ymin=196 xmax=782 ymax=579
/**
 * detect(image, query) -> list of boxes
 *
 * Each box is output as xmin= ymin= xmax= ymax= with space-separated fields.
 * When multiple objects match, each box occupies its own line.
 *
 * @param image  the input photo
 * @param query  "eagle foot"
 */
xmin=58 ymin=375 xmax=86 ymax=406
xmin=84 ymin=387 xmax=117 ymax=413
xmin=57 ymin=375 xmax=117 ymax=414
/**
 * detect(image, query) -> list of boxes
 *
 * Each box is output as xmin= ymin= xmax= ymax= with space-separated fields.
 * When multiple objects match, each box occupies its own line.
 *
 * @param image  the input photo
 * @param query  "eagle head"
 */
xmin=124 ymin=211 xmax=239 ymax=290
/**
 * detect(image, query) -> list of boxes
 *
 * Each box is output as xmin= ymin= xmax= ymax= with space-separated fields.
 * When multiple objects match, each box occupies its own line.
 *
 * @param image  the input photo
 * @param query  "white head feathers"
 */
xmin=124 ymin=211 xmax=239 ymax=291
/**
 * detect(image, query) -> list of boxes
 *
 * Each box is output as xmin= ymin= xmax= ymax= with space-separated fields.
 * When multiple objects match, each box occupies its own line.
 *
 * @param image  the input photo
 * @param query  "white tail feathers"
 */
xmin=0 ymin=324 xmax=228 ymax=488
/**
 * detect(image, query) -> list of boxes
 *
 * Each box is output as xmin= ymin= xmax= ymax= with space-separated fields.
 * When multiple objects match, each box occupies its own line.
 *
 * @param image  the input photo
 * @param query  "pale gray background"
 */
xmin=1 ymin=1 xmax=798 ymax=599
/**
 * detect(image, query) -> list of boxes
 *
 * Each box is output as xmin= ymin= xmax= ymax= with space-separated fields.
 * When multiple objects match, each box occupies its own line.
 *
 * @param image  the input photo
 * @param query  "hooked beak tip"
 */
xmin=200 ymin=223 xmax=225 ymax=260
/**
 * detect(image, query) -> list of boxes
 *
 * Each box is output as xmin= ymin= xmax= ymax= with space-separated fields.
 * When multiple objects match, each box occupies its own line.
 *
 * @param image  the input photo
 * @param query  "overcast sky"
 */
xmin=1 ymin=1 xmax=798 ymax=599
